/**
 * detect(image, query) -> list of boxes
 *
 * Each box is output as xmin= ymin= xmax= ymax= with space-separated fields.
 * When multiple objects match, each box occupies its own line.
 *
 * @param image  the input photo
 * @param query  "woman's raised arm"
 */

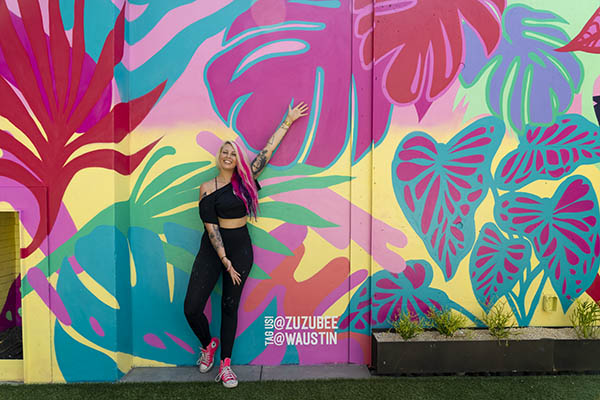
xmin=251 ymin=102 xmax=309 ymax=177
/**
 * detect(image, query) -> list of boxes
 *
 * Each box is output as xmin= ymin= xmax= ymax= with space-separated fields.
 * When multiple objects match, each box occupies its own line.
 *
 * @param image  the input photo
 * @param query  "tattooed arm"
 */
xmin=199 ymin=182 xmax=242 ymax=284
xmin=251 ymin=102 xmax=309 ymax=177
xmin=199 ymin=182 xmax=226 ymax=260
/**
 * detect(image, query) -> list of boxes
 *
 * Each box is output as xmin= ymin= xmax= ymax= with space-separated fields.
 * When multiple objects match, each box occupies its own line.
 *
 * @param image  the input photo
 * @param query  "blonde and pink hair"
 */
xmin=219 ymin=141 xmax=259 ymax=219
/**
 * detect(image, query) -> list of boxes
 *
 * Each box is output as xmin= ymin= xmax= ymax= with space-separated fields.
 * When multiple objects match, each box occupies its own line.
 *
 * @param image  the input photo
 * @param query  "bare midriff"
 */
xmin=218 ymin=216 xmax=247 ymax=229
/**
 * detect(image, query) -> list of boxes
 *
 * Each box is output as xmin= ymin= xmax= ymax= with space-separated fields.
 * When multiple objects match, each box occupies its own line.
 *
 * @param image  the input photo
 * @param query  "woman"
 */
xmin=184 ymin=102 xmax=309 ymax=388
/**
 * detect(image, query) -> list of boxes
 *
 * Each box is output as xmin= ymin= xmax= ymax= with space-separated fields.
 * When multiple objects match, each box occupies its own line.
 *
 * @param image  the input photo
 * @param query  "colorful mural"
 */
xmin=0 ymin=0 xmax=600 ymax=383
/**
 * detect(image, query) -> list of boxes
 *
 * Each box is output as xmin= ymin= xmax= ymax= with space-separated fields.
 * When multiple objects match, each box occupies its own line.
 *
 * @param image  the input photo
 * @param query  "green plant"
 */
xmin=482 ymin=302 xmax=515 ymax=340
xmin=570 ymin=300 xmax=600 ymax=339
xmin=391 ymin=312 xmax=424 ymax=340
xmin=427 ymin=308 xmax=466 ymax=337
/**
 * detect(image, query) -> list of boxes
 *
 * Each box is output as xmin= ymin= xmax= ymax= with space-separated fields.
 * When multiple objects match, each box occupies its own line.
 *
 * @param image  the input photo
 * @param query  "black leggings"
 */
xmin=183 ymin=225 xmax=253 ymax=359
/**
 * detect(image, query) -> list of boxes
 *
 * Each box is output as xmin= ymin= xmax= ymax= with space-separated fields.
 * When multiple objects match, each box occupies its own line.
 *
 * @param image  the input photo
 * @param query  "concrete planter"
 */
xmin=371 ymin=331 xmax=600 ymax=375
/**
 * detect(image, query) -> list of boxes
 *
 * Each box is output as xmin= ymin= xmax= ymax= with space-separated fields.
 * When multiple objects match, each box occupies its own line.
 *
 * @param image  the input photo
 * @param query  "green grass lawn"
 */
xmin=2 ymin=375 xmax=600 ymax=400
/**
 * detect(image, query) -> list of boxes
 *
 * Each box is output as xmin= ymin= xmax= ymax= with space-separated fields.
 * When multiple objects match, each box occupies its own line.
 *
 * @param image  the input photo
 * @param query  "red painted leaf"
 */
xmin=556 ymin=7 xmax=600 ymax=53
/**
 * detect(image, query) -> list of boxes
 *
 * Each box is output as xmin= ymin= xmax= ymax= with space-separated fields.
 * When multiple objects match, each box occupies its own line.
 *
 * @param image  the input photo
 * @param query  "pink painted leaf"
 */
xmin=469 ymin=223 xmax=531 ymax=310
xmin=392 ymin=116 xmax=504 ymax=280
xmin=495 ymin=176 xmax=600 ymax=311
xmin=494 ymin=114 xmax=600 ymax=190
xmin=556 ymin=7 xmax=600 ymax=53
xmin=205 ymin=1 xmax=391 ymax=167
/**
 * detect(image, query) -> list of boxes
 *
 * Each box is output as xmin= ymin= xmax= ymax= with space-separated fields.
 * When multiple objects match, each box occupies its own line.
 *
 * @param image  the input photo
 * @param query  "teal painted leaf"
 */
xmin=392 ymin=116 xmax=504 ymax=280
xmin=470 ymin=223 xmax=531 ymax=310
xmin=495 ymin=176 xmax=600 ymax=311
xmin=495 ymin=114 xmax=600 ymax=190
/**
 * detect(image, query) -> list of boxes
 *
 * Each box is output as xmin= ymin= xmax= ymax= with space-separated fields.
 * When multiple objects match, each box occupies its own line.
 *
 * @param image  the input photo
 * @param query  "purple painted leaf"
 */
xmin=391 ymin=116 xmax=504 ymax=280
xmin=495 ymin=114 xmax=600 ymax=190
xmin=205 ymin=1 xmax=391 ymax=167
xmin=469 ymin=223 xmax=531 ymax=310
xmin=495 ymin=176 xmax=600 ymax=311
xmin=461 ymin=5 xmax=582 ymax=132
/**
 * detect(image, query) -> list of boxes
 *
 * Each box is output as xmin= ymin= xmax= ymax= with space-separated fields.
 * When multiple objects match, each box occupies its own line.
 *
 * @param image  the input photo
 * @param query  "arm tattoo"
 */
xmin=207 ymin=225 xmax=224 ymax=253
xmin=267 ymin=134 xmax=275 ymax=145
xmin=251 ymin=149 xmax=268 ymax=175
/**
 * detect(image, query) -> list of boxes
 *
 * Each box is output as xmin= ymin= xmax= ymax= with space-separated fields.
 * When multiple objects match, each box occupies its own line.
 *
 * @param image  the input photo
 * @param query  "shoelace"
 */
xmin=197 ymin=348 xmax=212 ymax=366
xmin=215 ymin=366 xmax=237 ymax=383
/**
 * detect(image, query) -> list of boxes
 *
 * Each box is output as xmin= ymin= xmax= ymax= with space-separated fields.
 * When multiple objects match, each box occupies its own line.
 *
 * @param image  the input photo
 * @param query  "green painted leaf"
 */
xmin=162 ymin=241 xmax=194 ymax=274
xmin=259 ymin=175 xmax=351 ymax=198
xmin=247 ymin=223 xmax=293 ymax=255
xmin=147 ymin=168 xmax=217 ymax=205
xmin=137 ymin=162 xmax=210 ymax=204
xmin=259 ymin=201 xmax=337 ymax=227
xmin=249 ymin=263 xmax=271 ymax=280
xmin=260 ymin=163 xmax=326 ymax=179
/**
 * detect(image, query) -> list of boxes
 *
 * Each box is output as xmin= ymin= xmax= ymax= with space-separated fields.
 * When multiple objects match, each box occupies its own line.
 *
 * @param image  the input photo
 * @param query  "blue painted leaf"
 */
xmin=470 ymin=223 xmax=531 ymax=310
xmin=392 ymin=116 xmax=504 ymax=280
xmin=55 ymin=226 xmax=199 ymax=370
xmin=461 ymin=4 xmax=582 ymax=132
xmin=495 ymin=176 xmax=600 ymax=311
xmin=495 ymin=114 xmax=600 ymax=190
xmin=54 ymin=322 xmax=122 ymax=382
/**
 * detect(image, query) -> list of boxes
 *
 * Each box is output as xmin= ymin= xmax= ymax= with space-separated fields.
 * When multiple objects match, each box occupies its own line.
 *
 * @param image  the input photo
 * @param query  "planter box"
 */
xmin=372 ymin=331 xmax=600 ymax=375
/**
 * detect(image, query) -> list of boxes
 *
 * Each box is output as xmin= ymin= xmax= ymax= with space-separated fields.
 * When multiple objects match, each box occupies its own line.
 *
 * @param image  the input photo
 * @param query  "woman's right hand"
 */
xmin=222 ymin=257 xmax=242 ymax=285
xmin=286 ymin=102 xmax=309 ymax=123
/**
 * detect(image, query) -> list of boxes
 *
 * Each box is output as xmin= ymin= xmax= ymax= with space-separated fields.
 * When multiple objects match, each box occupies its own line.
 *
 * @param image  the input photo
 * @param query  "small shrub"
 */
xmin=391 ymin=312 xmax=424 ymax=340
xmin=482 ymin=302 xmax=515 ymax=341
xmin=427 ymin=308 xmax=466 ymax=337
xmin=570 ymin=300 xmax=600 ymax=339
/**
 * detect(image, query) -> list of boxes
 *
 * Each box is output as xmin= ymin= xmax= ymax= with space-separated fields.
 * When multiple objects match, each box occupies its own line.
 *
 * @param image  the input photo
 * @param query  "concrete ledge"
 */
xmin=120 ymin=364 xmax=372 ymax=383
xmin=120 ymin=365 xmax=261 ymax=383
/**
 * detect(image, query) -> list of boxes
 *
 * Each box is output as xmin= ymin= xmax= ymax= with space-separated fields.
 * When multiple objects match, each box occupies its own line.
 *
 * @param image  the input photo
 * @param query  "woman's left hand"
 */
xmin=286 ymin=102 xmax=309 ymax=123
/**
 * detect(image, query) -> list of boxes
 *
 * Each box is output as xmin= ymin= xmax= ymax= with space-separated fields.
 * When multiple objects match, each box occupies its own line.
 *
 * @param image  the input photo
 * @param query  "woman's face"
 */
xmin=218 ymin=143 xmax=238 ymax=171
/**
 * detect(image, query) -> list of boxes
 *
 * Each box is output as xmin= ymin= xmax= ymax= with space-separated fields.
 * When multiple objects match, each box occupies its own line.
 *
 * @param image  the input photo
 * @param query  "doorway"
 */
xmin=0 ymin=211 xmax=22 ymax=360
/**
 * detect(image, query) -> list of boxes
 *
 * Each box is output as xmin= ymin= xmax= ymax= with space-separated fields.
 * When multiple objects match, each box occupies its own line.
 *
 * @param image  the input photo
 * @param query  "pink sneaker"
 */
xmin=215 ymin=358 xmax=238 ymax=388
xmin=197 ymin=338 xmax=219 ymax=373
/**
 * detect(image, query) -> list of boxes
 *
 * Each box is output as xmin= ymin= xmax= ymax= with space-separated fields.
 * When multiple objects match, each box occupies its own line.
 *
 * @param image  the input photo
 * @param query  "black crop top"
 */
xmin=199 ymin=179 xmax=261 ymax=224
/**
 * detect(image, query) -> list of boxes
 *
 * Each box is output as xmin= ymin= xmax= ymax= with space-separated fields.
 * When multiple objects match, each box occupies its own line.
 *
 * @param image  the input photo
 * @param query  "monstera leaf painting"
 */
xmin=495 ymin=176 xmax=600 ymax=311
xmin=495 ymin=114 xmax=600 ymax=190
xmin=353 ymin=0 xmax=505 ymax=119
xmin=392 ymin=117 xmax=504 ymax=280
xmin=340 ymin=260 xmax=477 ymax=335
xmin=54 ymin=225 xmax=198 ymax=382
xmin=469 ymin=223 xmax=531 ymax=311
xmin=205 ymin=1 xmax=390 ymax=167
xmin=461 ymin=4 xmax=582 ymax=133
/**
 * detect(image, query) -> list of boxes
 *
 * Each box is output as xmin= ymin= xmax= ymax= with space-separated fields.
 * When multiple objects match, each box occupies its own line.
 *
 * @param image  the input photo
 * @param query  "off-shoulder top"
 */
xmin=199 ymin=179 xmax=261 ymax=224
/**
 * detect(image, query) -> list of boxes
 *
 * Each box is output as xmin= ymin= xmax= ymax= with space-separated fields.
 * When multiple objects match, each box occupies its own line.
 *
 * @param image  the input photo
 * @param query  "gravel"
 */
xmin=375 ymin=327 xmax=594 ymax=342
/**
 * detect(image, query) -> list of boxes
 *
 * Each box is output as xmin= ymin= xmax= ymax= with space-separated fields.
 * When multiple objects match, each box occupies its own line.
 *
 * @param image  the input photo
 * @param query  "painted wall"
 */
xmin=0 ymin=0 xmax=599 ymax=382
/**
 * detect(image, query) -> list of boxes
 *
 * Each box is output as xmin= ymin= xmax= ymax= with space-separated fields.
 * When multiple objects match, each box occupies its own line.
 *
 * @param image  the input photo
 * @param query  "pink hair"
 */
xmin=219 ymin=141 xmax=259 ymax=219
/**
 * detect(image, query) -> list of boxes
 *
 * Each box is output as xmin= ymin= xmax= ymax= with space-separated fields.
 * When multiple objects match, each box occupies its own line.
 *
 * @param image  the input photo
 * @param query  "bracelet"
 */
xmin=281 ymin=119 xmax=292 ymax=129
